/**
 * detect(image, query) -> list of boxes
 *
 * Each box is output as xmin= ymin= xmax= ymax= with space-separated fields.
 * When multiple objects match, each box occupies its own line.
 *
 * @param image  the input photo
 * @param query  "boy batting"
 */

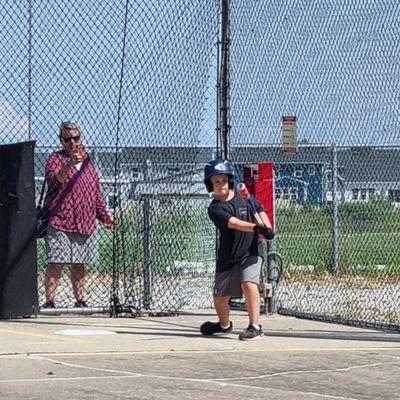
xmin=201 ymin=159 xmax=274 ymax=340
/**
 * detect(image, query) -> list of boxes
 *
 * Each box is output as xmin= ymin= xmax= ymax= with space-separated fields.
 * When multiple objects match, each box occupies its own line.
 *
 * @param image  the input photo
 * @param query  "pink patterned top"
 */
xmin=44 ymin=150 xmax=111 ymax=236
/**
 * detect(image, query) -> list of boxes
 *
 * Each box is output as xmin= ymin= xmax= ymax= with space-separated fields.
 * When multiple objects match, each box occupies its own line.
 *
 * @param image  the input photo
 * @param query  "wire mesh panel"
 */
xmin=1 ymin=0 xmax=219 ymax=314
xmin=230 ymin=0 xmax=400 ymax=147
xmin=277 ymin=147 xmax=400 ymax=331
xmin=113 ymin=196 xmax=216 ymax=313
xmin=229 ymin=1 xmax=400 ymax=331
xmin=2 ymin=0 xmax=400 ymax=329
xmin=0 ymin=1 xmax=31 ymax=141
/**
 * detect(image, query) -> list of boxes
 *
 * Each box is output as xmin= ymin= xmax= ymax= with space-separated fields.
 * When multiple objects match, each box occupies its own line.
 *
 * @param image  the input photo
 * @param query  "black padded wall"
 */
xmin=0 ymin=141 xmax=38 ymax=318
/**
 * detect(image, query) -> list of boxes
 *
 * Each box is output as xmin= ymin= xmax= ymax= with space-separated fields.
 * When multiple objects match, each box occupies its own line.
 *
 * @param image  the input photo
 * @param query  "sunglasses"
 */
xmin=62 ymin=135 xmax=81 ymax=143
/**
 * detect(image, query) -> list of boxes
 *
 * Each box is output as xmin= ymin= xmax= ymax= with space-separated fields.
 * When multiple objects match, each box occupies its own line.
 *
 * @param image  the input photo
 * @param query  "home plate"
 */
xmin=55 ymin=329 xmax=117 ymax=336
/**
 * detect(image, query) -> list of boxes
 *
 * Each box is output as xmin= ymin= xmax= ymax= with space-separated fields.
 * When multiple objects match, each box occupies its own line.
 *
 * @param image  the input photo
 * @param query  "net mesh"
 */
xmin=1 ymin=0 xmax=219 ymax=313
xmin=229 ymin=1 xmax=400 ymax=330
xmin=1 ymin=0 xmax=399 ymax=329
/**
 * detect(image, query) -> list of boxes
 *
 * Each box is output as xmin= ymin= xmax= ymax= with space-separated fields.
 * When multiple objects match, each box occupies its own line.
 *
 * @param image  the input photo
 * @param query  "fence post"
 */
xmin=219 ymin=0 xmax=231 ymax=160
xmin=331 ymin=144 xmax=339 ymax=275
xmin=267 ymin=239 xmax=278 ymax=314
xmin=143 ymin=198 xmax=152 ymax=310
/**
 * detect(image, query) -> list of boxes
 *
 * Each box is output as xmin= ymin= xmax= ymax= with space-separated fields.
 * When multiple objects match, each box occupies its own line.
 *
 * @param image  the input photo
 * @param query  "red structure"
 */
xmin=243 ymin=162 xmax=275 ymax=230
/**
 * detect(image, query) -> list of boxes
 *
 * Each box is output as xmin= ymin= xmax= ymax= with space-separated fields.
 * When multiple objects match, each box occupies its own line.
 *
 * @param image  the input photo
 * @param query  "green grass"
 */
xmin=277 ymin=233 xmax=332 ymax=271
xmin=275 ymin=198 xmax=400 ymax=275
xmin=37 ymin=203 xmax=215 ymax=274
xmin=36 ymin=198 xmax=400 ymax=277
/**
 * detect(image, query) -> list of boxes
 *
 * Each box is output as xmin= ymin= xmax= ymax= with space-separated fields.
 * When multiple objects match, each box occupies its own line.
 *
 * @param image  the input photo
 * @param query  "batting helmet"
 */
xmin=204 ymin=159 xmax=234 ymax=192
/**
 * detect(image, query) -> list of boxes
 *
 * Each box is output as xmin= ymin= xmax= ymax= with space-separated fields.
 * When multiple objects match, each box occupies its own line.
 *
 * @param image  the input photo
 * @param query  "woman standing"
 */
xmin=41 ymin=122 xmax=113 ymax=308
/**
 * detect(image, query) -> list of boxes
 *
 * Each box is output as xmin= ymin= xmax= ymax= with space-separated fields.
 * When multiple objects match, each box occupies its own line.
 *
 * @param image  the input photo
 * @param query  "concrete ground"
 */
xmin=0 ymin=309 xmax=400 ymax=400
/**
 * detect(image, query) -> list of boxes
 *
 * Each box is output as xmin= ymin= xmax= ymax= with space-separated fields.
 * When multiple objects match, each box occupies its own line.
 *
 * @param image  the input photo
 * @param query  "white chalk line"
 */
xmin=1 ymin=354 xmax=396 ymax=400
xmin=213 ymin=359 xmax=400 ymax=381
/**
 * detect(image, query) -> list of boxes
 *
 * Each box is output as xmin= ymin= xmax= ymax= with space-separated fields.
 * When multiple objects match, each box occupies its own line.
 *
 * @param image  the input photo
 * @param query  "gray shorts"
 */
xmin=45 ymin=225 xmax=99 ymax=264
xmin=213 ymin=255 xmax=263 ymax=298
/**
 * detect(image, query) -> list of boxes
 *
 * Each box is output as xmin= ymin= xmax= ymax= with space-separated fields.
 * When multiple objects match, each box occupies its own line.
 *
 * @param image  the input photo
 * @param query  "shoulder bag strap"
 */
xmin=38 ymin=178 xmax=46 ymax=207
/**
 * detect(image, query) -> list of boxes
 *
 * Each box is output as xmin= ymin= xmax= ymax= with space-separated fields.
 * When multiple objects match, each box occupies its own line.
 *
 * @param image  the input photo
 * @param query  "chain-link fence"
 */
xmin=1 ymin=1 xmax=400 ymax=330
xmin=230 ymin=145 xmax=400 ymax=330
xmin=229 ymin=1 xmax=400 ymax=331
xmin=2 ymin=0 xmax=219 ymax=314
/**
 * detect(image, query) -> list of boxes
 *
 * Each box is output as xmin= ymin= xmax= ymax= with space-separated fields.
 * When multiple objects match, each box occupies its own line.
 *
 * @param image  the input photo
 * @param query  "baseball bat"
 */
xmin=237 ymin=182 xmax=264 ymax=227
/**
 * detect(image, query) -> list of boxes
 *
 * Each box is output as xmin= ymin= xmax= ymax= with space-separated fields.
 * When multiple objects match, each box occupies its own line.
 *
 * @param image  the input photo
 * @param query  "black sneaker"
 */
xmin=74 ymin=300 xmax=88 ymax=308
xmin=41 ymin=300 xmax=55 ymax=308
xmin=238 ymin=324 xmax=264 ymax=341
xmin=200 ymin=321 xmax=233 ymax=336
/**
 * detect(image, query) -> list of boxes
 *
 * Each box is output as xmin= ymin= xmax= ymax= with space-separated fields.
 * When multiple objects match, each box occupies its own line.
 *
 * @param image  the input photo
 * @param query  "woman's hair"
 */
xmin=59 ymin=121 xmax=81 ymax=137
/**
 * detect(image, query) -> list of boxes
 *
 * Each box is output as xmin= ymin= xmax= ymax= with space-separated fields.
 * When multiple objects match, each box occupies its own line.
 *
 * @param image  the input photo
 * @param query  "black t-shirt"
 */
xmin=208 ymin=191 xmax=265 ymax=272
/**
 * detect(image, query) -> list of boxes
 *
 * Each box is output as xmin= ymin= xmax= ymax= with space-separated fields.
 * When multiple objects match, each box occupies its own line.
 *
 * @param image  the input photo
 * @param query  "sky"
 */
xmin=230 ymin=0 xmax=400 ymax=146
xmin=0 ymin=0 xmax=219 ymax=148
xmin=1 ymin=0 xmax=399 ymax=149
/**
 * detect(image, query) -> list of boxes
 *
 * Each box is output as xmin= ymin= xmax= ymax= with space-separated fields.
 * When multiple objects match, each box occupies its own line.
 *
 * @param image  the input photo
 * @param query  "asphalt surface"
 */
xmin=1 ymin=309 xmax=400 ymax=400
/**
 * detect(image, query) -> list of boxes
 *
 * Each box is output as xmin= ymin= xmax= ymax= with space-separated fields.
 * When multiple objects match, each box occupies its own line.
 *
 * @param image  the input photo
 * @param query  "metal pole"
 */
xmin=142 ymin=160 xmax=153 ymax=310
xmin=215 ymin=1 xmax=221 ymax=159
xmin=143 ymin=199 xmax=152 ymax=310
xmin=331 ymin=144 xmax=339 ymax=275
xmin=219 ymin=0 xmax=231 ymax=161
xmin=28 ymin=0 xmax=32 ymax=140
xmin=267 ymin=240 xmax=278 ymax=314
xmin=111 ymin=0 xmax=130 ymax=315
